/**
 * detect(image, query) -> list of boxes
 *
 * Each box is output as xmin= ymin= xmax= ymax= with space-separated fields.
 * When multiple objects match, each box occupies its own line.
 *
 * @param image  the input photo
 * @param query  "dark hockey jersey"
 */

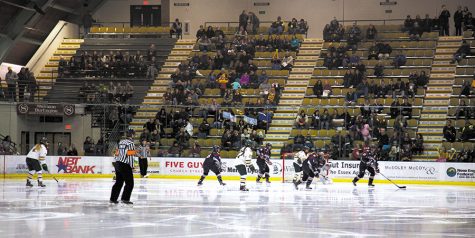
xmin=204 ymin=152 xmax=222 ymax=168
xmin=257 ymin=147 xmax=271 ymax=162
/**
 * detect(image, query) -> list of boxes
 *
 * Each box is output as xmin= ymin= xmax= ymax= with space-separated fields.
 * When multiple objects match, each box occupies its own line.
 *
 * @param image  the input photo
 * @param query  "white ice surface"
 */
xmin=0 ymin=178 xmax=474 ymax=238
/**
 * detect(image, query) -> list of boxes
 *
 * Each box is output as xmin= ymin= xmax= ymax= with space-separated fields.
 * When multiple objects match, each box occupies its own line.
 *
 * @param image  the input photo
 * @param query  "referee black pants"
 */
xmin=110 ymin=162 xmax=134 ymax=202
xmin=139 ymin=158 xmax=148 ymax=176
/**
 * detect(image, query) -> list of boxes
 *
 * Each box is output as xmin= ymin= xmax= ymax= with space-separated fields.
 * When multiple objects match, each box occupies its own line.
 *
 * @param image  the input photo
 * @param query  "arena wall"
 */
xmin=2 ymin=156 xmax=473 ymax=185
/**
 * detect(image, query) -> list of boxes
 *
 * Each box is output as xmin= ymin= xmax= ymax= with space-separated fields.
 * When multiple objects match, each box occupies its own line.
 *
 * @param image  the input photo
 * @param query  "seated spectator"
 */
xmin=140 ymin=128 xmax=152 ymax=142
xmin=455 ymin=100 xmax=470 ymax=119
xmin=66 ymin=144 xmax=78 ymax=156
xmin=401 ymin=98 xmax=413 ymax=119
xmin=368 ymin=42 xmax=379 ymax=60
xmin=392 ymin=51 xmax=407 ymax=68
xmin=452 ymin=40 xmax=471 ymax=64
xmin=377 ymin=42 xmax=392 ymax=60
xmin=374 ymin=61 xmax=384 ymax=78
xmin=290 ymin=35 xmax=301 ymax=51
xmin=288 ymin=18 xmax=299 ymax=34
xmin=403 ymin=15 xmax=414 ymax=32
xmin=170 ymin=18 xmax=182 ymax=38
xmin=269 ymin=16 xmax=284 ymax=35
xmin=150 ymin=129 xmax=160 ymax=150
xmin=293 ymin=132 xmax=305 ymax=149
xmin=239 ymin=72 xmax=250 ymax=88
xmin=295 ymin=110 xmax=308 ymax=129
xmin=322 ymin=82 xmax=332 ymax=97
xmin=460 ymin=121 xmax=475 ymax=141
xmin=190 ymin=141 xmax=201 ymax=158
xmin=417 ymin=70 xmax=429 ymax=87
xmin=320 ymin=109 xmax=332 ymax=130
xmin=168 ymin=142 xmax=181 ymax=157
xmin=413 ymin=133 xmax=424 ymax=155
xmin=393 ymin=115 xmax=407 ymax=133
xmin=459 ymin=80 xmax=471 ymax=97
xmin=443 ymin=120 xmax=456 ymax=142
xmin=198 ymin=36 xmax=212 ymax=52
xmin=196 ymin=25 xmax=206 ymax=40
xmin=313 ymin=80 xmax=323 ymax=97
xmin=296 ymin=19 xmax=308 ymax=34
xmin=198 ymin=119 xmax=211 ymax=138
xmin=311 ymin=109 xmax=321 ymax=129
xmin=281 ymin=54 xmax=294 ymax=70
xmin=366 ymin=24 xmax=377 ymax=40
xmin=360 ymin=124 xmax=372 ymax=142
xmin=83 ymin=136 xmax=95 ymax=156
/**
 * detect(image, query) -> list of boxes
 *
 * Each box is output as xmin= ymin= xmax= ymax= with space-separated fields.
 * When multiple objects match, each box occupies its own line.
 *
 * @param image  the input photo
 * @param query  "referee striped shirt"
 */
xmin=115 ymin=138 xmax=136 ymax=168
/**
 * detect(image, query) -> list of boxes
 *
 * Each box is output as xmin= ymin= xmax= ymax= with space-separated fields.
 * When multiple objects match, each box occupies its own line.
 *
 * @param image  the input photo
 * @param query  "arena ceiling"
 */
xmin=0 ymin=0 xmax=106 ymax=65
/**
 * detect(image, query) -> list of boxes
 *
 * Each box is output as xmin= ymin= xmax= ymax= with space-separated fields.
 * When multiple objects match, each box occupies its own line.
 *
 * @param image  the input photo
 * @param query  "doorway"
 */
xmin=130 ymin=5 xmax=161 ymax=27
xmin=31 ymin=132 xmax=71 ymax=156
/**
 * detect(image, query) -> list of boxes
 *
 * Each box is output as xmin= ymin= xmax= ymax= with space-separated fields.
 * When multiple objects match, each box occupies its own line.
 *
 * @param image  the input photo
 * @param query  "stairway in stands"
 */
xmin=264 ymin=38 xmax=323 ymax=157
xmin=129 ymin=39 xmax=196 ymax=138
xmin=36 ymin=38 xmax=83 ymax=101
xmin=416 ymin=36 xmax=463 ymax=161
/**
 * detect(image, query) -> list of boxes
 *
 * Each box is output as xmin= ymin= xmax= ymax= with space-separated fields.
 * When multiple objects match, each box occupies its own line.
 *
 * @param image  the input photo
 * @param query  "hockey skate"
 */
xmin=109 ymin=200 xmax=119 ymax=205
xmin=26 ymin=180 xmax=33 ymax=187
xmin=219 ymin=181 xmax=226 ymax=186
xmin=293 ymin=180 xmax=301 ymax=190
xmin=197 ymin=181 xmax=203 ymax=186
xmin=240 ymin=185 xmax=249 ymax=191
xmin=305 ymin=184 xmax=313 ymax=190
xmin=143 ymin=174 xmax=149 ymax=178
xmin=121 ymin=200 xmax=133 ymax=205
xmin=256 ymin=177 xmax=262 ymax=184
xmin=352 ymin=177 xmax=358 ymax=187
xmin=265 ymin=176 xmax=271 ymax=184
xmin=38 ymin=180 xmax=46 ymax=187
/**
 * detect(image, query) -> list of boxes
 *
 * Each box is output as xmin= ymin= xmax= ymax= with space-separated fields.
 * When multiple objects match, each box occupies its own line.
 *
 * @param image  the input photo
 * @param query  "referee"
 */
xmin=110 ymin=129 xmax=136 ymax=205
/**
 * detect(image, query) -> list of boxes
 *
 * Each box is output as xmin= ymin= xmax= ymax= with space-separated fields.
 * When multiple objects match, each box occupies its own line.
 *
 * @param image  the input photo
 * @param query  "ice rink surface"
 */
xmin=0 ymin=178 xmax=474 ymax=238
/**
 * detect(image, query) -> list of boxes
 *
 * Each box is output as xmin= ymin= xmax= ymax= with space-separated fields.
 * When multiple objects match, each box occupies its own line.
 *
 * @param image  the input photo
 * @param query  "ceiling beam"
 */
xmin=20 ymin=36 xmax=43 ymax=46
xmin=50 ymin=3 xmax=79 ymax=15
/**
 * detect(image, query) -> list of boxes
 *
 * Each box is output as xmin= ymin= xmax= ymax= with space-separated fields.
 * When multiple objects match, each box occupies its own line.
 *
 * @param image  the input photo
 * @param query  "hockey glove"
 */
xmin=42 ymin=163 xmax=49 ymax=172
xmin=249 ymin=164 xmax=257 ymax=173
xmin=375 ymin=167 xmax=380 ymax=174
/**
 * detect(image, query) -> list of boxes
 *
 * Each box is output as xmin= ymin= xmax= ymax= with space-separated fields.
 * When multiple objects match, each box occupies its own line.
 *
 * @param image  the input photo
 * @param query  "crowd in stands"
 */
xmin=0 ymin=135 xmax=16 ymax=155
xmin=78 ymin=81 xmax=134 ymax=104
xmin=59 ymin=44 xmax=161 ymax=79
xmin=1 ymin=67 xmax=38 ymax=102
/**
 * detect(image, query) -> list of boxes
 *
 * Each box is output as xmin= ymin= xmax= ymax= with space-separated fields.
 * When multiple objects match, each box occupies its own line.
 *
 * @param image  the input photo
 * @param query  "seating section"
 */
xmin=89 ymin=26 xmax=170 ymax=37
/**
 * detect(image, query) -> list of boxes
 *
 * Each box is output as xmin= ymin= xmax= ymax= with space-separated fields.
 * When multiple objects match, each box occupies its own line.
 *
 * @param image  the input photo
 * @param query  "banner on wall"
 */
xmin=1 ymin=156 xmax=474 ymax=183
xmin=16 ymin=103 xmax=75 ymax=116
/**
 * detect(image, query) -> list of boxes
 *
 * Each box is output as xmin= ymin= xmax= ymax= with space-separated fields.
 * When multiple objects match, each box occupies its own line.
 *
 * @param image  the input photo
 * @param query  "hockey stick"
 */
xmin=45 ymin=169 xmax=59 ymax=183
xmin=379 ymin=172 xmax=406 ymax=189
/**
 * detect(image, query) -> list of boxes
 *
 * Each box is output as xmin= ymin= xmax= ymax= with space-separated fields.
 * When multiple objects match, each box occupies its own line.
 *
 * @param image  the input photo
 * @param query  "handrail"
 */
xmin=336 ymin=19 xmax=406 ymax=25
xmin=93 ymin=21 xmax=174 ymax=28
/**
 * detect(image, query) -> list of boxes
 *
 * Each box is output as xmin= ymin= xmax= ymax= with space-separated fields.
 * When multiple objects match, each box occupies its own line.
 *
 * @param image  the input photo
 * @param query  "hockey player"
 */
xmin=295 ymin=150 xmax=327 ymax=190
xmin=235 ymin=141 xmax=256 ymax=191
xmin=293 ymin=146 xmax=309 ymax=186
xmin=198 ymin=145 xmax=226 ymax=186
xmin=352 ymin=142 xmax=379 ymax=187
xmin=25 ymin=137 xmax=49 ymax=187
xmin=256 ymin=143 xmax=272 ymax=184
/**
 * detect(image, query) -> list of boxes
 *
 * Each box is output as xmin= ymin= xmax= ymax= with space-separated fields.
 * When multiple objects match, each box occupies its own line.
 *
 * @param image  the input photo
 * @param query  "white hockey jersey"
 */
xmin=26 ymin=144 xmax=47 ymax=161
xmin=235 ymin=146 xmax=253 ymax=166
xmin=294 ymin=150 xmax=307 ymax=165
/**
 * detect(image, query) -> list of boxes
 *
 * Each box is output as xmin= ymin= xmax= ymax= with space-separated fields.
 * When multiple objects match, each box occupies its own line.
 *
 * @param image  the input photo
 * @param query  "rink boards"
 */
xmin=0 ymin=156 xmax=474 ymax=185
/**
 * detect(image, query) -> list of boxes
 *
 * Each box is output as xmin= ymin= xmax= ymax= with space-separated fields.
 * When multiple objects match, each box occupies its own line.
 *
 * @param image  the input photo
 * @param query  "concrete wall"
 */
xmin=93 ymin=0 xmax=162 ymax=24
xmin=0 ymin=103 xmax=97 ymax=155
xmin=94 ymin=0 xmax=475 ymax=38
xmin=26 ymin=21 xmax=79 ymax=77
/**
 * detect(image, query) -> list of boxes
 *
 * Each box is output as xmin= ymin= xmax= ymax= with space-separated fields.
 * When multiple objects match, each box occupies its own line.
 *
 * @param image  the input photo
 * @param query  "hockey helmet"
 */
xmin=39 ymin=137 xmax=49 ymax=146
xmin=303 ymin=146 xmax=310 ymax=152
xmin=244 ymin=140 xmax=252 ymax=147
xmin=126 ymin=129 xmax=136 ymax=138
xmin=266 ymin=143 xmax=272 ymax=148
xmin=212 ymin=145 xmax=221 ymax=153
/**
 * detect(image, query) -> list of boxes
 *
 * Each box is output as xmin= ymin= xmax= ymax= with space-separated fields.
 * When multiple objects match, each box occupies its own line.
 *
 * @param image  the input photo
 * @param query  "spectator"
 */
xmin=403 ymin=15 xmax=414 ymax=32
xmin=196 ymin=25 xmax=206 ymax=40
xmin=413 ymin=133 xmax=424 ymax=155
xmin=288 ymin=18 xmax=299 ymax=34
xmin=452 ymin=40 xmax=471 ymax=64
xmin=65 ymin=144 xmax=78 ymax=156
xmin=295 ymin=110 xmax=308 ymax=129
xmin=57 ymin=142 xmax=66 ymax=155
xmin=5 ymin=67 xmax=17 ymax=101
xmin=168 ymin=142 xmax=181 ymax=157
xmin=249 ymin=12 xmax=260 ymax=34
xmin=170 ymin=18 xmax=183 ymax=38
xmin=368 ymin=42 xmax=379 ymax=60
xmin=417 ymin=70 xmax=429 ymax=87
xmin=281 ymin=54 xmax=294 ymax=70
xmin=366 ymin=24 xmax=377 ymax=40
xmin=456 ymin=100 xmax=470 ymax=119
xmin=124 ymin=81 xmax=134 ymax=102
xmin=313 ymin=80 xmax=323 ymax=97
xmin=150 ymin=129 xmax=160 ymax=150
xmin=443 ymin=120 xmax=457 ymax=142
xmin=293 ymin=132 xmax=305 ymax=149
xmin=298 ymin=19 xmax=308 ymax=34
xmin=454 ymin=6 xmax=464 ymax=36
xmin=401 ymin=98 xmax=413 ymax=119
xmin=198 ymin=36 xmax=212 ymax=52
xmin=83 ymin=136 xmax=95 ymax=156
xmin=82 ymin=11 xmax=95 ymax=37
xmin=239 ymin=10 xmax=249 ymax=31
xmin=439 ymin=5 xmax=451 ymax=36
xmin=140 ymin=129 xmax=152 ymax=142
xmin=321 ymin=109 xmax=332 ymax=130
xmin=17 ymin=67 xmax=27 ymax=101
xmin=360 ymin=124 xmax=372 ymax=142
xmin=269 ymin=16 xmax=284 ymax=35
xmin=374 ymin=61 xmax=384 ymax=78
xmin=377 ymin=42 xmax=392 ymax=60
xmin=190 ymin=141 xmax=201 ymax=158
xmin=392 ymin=51 xmax=407 ymax=68
xmin=459 ymin=80 xmax=471 ymax=97
xmin=197 ymin=119 xmax=211 ymax=138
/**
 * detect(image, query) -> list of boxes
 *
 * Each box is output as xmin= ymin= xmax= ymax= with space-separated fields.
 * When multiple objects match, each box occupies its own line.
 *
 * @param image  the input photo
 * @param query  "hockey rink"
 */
xmin=0 ymin=179 xmax=474 ymax=237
